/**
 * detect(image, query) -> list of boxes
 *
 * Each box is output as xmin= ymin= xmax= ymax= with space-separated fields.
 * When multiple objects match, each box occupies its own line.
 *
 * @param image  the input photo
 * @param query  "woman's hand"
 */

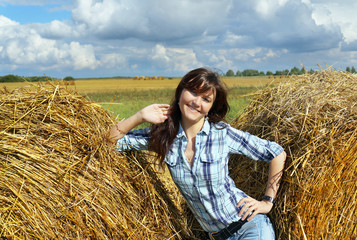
xmin=237 ymin=196 xmax=273 ymax=221
xmin=107 ymin=104 xmax=170 ymax=143
xmin=138 ymin=104 xmax=170 ymax=124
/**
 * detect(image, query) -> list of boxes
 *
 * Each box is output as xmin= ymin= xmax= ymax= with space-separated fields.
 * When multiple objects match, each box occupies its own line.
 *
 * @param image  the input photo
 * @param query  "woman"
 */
xmin=107 ymin=68 xmax=286 ymax=240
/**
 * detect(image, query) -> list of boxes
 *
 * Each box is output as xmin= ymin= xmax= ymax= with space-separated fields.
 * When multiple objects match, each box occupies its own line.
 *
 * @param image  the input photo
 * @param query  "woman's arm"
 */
xmin=237 ymin=150 xmax=286 ymax=221
xmin=106 ymin=104 xmax=170 ymax=144
xmin=264 ymin=150 xmax=286 ymax=200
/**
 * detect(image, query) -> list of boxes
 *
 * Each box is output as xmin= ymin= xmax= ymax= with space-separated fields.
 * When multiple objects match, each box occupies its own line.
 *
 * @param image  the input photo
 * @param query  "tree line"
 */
xmin=0 ymin=75 xmax=75 ymax=83
xmin=225 ymin=66 xmax=357 ymax=77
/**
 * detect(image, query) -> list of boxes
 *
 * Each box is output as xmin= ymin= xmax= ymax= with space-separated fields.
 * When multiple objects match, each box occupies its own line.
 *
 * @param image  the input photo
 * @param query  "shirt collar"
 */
xmin=177 ymin=118 xmax=211 ymax=138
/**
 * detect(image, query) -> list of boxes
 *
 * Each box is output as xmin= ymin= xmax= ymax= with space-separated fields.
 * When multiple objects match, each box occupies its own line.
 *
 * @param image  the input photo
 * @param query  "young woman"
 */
xmin=107 ymin=68 xmax=286 ymax=240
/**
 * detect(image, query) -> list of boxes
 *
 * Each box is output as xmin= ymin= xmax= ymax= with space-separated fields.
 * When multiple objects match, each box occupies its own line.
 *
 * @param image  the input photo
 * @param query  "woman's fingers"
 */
xmin=141 ymin=104 xmax=171 ymax=124
xmin=237 ymin=197 xmax=272 ymax=221
xmin=237 ymin=198 xmax=253 ymax=220
xmin=159 ymin=104 xmax=170 ymax=116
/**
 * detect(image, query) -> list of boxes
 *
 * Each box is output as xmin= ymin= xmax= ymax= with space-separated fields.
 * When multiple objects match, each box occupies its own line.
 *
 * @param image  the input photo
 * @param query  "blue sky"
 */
xmin=0 ymin=0 xmax=357 ymax=78
xmin=0 ymin=4 xmax=71 ymax=24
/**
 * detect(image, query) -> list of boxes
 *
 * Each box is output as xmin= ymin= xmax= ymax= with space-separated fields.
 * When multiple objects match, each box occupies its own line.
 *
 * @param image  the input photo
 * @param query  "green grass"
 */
xmin=85 ymin=86 xmax=261 ymax=127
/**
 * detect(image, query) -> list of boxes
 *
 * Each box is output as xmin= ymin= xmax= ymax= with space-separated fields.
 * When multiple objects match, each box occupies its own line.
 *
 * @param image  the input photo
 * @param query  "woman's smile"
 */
xmin=187 ymin=104 xmax=200 ymax=113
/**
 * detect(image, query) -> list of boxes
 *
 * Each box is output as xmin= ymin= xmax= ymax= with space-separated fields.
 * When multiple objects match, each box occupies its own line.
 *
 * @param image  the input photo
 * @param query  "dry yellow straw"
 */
xmin=230 ymin=68 xmax=357 ymax=239
xmin=0 ymin=83 xmax=194 ymax=239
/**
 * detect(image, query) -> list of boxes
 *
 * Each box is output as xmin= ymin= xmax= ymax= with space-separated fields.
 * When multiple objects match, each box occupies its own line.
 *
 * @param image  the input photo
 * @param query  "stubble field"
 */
xmin=1 ymin=76 xmax=282 ymax=124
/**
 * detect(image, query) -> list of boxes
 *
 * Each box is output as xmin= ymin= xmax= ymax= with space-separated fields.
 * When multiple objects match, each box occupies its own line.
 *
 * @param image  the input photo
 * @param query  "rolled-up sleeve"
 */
xmin=226 ymin=125 xmax=283 ymax=163
xmin=116 ymin=127 xmax=150 ymax=151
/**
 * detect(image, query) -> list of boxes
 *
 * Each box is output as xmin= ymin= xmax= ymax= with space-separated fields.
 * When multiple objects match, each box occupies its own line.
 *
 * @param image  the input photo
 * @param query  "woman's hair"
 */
xmin=148 ymin=67 xmax=230 ymax=166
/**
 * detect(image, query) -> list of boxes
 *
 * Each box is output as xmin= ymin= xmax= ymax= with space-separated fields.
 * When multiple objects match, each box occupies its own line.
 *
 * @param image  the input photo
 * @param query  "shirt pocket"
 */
xmin=197 ymin=153 xmax=227 ymax=190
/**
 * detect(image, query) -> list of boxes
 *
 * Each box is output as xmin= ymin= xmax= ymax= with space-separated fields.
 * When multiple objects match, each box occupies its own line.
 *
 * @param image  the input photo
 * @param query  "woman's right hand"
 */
xmin=138 ymin=104 xmax=170 ymax=124
xmin=107 ymin=104 xmax=170 ymax=143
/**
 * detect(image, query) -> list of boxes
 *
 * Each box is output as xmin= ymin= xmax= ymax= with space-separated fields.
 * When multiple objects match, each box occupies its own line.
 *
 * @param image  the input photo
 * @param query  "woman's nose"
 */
xmin=192 ymin=95 xmax=201 ymax=106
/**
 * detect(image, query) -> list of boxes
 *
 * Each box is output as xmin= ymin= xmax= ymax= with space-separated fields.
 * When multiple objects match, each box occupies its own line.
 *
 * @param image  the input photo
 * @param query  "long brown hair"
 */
xmin=148 ymin=67 xmax=229 ymax=166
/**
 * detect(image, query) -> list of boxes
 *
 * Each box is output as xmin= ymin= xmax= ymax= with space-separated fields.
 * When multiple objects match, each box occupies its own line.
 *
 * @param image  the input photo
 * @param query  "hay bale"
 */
xmin=0 ymin=83 xmax=192 ymax=239
xmin=230 ymin=69 xmax=357 ymax=239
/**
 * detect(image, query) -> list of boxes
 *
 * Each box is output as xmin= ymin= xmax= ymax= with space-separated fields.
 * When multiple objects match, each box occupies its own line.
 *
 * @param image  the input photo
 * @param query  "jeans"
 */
xmin=209 ymin=214 xmax=275 ymax=240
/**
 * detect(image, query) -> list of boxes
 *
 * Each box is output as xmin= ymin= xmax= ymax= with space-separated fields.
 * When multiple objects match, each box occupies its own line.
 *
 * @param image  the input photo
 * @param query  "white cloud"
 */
xmin=99 ymin=53 xmax=127 ymax=69
xmin=227 ymin=0 xmax=343 ymax=52
xmin=0 ymin=15 xmax=99 ymax=72
xmin=151 ymin=44 xmax=200 ymax=72
xmin=68 ymin=42 xmax=98 ymax=70
xmin=311 ymin=1 xmax=357 ymax=43
xmin=0 ymin=15 xmax=18 ymax=26
xmin=152 ymin=44 xmax=170 ymax=66
xmin=34 ymin=20 xmax=77 ymax=39
xmin=70 ymin=0 xmax=229 ymax=41
xmin=254 ymin=0 xmax=289 ymax=18
xmin=222 ymin=31 xmax=249 ymax=46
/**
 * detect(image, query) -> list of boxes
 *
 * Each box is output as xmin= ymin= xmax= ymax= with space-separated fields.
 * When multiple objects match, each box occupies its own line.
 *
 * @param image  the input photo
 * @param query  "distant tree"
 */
xmin=346 ymin=66 xmax=351 ymax=72
xmin=290 ymin=66 xmax=300 ymax=75
xmin=242 ymin=69 xmax=259 ymax=76
xmin=226 ymin=70 xmax=234 ymax=77
xmin=274 ymin=70 xmax=283 ymax=76
xmin=236 ymin=70 xmax=243 ymax=76
xmin=309 ymin=69 xmax=315 ymax=74
xmin=26 ymin=76 xmax=49 ymax=82
xmin=300 ymin=67 xmax=306 ymax=75
xmin=259 ymin=71 xmax=265 ymax=76
xmin=266 ymin=71 xmax=273 ymax=76
xmin=351 ymin=66 xmax=356 ymax=73
xmin=0 ymin=74 xmax=21 ymax=82
xmin=64 ymin=76 xmax=75 ymax=81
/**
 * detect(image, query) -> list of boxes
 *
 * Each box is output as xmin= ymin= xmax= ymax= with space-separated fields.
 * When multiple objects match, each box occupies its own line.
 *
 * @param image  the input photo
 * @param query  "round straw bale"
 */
xmin=230 ymin=69 xmax=357 ymax=239
xmin=0 ymin=83 xmax=192 ymax=239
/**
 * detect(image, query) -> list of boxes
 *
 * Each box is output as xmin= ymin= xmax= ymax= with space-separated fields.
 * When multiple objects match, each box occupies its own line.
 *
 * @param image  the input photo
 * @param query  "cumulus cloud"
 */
xmin=0 ymin=15 xmax=98 ymax=72
xmin=34 ymin=20 xmax=77 ymax=39
xmin=71 ymin=0 xmax=229 ymax=42
xmin=151 ymin=44 xmax=201 ymax=72
xmin=311 ymin=0 xmax=357 ymax=43
xmin=341 ymin=41 xmax=357 ymax=52
xmin=98 ymin=53 xmax=127 ymax=69
xmin=0 ymin=15 xmax=18 ymax=26
xmin=227 ymin=0 xmax=343 ymax=52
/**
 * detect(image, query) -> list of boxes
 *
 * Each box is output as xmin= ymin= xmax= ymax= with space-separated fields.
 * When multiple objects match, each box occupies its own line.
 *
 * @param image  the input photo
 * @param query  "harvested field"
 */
xmin=0 ymin=76 xmax=281 ymax=94
xmin=0 ymin=83 xmax=191 ymax=239
xmin=230 ymin=69 xmax=357 ymax=239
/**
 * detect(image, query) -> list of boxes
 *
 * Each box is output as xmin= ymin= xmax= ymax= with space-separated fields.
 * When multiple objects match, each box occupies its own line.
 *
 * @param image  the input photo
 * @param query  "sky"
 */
xmin=0 ymin=0 xmax=357 ymax=78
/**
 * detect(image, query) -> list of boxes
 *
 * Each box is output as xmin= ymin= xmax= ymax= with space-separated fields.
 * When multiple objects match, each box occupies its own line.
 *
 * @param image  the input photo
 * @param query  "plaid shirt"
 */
xmin=116 ymin=119 xmax=283 ymax=232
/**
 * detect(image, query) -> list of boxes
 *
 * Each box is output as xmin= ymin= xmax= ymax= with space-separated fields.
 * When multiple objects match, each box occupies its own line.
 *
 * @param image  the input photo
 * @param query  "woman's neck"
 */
xmin=181 ymin=118 xmax=205 ymax=140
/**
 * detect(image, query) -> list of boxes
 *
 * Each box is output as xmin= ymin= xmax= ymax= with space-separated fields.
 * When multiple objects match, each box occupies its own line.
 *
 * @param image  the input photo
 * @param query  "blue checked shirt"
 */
xmin=116 ymin=119 xmax=283 ymax=232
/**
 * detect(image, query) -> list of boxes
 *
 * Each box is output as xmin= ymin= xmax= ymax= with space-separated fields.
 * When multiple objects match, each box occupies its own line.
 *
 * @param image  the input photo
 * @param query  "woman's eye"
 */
xmin=203 ymin=97 xmax=211 ymax=103
xmin=190 ymin=90 xmax=198 ymax=96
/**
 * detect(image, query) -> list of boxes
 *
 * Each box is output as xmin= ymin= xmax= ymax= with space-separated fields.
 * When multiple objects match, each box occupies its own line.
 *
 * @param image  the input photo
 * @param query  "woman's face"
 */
xmin=178 ymin=88 xmax=216 ymax=125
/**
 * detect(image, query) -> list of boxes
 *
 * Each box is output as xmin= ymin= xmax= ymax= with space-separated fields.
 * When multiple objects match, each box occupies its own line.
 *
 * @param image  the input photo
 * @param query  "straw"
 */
xmin=230 ymin=68 xmax=357 ymax=239
xmin=0 ymin=83 xmax=193 ymax=239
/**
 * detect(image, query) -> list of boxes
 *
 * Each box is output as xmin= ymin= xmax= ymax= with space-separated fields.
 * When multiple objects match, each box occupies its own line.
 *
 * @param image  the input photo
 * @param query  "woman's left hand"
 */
xmin=237 ymin=196 xmax=273 ymax=221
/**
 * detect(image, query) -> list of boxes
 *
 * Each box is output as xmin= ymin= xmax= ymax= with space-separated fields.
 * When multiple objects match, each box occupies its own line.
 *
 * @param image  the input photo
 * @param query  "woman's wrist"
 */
xmin=135 ymin=110 xmax=145 ymax=124
xmin=261 ymin=195 xmax=275 ymax=204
